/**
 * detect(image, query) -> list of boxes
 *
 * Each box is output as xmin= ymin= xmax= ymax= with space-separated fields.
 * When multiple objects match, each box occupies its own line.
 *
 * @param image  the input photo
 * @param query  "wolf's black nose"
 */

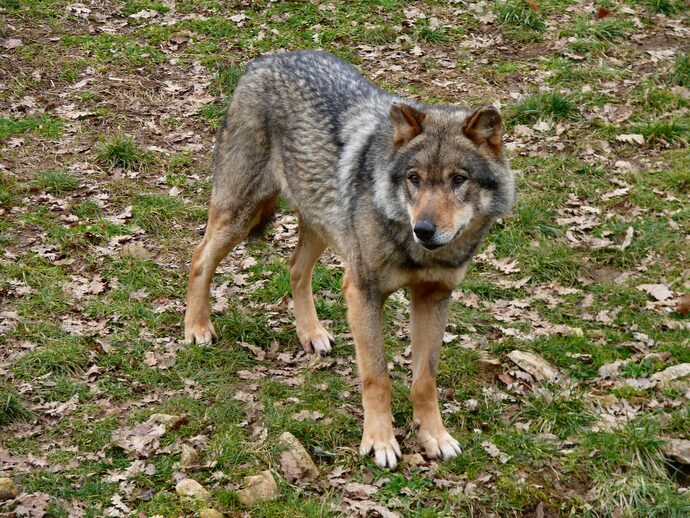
xmin=414 ymin=220 xmax=436 ymax=240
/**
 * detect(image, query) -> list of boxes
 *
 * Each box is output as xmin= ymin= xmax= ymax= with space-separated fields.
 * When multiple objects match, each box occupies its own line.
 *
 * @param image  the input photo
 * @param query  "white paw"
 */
xmin=418 ymin=428 xmax=461 ymax=460
xmin=184 ymin=320 xmax=217 ymax=345
xmin=360 ymin=430 xmax=402 ymax=469
xmin=297 ymin=325 xmax=334 ymax=355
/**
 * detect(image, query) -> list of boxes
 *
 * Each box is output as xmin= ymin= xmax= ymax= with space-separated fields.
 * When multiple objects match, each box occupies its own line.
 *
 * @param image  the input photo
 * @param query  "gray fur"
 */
xmin=210 ymin=50 xmax=514 ymax=289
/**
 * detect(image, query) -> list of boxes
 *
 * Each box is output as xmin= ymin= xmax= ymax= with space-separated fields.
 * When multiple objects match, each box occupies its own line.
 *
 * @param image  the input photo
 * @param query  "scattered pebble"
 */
xmin=175 ymin=478 xmax=211 ymax=501
xmin=237 ymin=470 xmax=278 ymax=506
xmin=0 ymin=478 xmax=19 ymax=501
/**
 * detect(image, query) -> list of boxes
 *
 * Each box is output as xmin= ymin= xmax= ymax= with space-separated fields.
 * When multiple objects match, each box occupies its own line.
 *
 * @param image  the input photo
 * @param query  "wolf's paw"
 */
xmin=417 ymin=427 xmax=461 ymax=461
xmin=360 ymin=429 xmax=401 ymax=469
xmin=184 ymin=319 xmax=217 ymax=345
xmin=297 ymin=324 xmax=334 ymax=355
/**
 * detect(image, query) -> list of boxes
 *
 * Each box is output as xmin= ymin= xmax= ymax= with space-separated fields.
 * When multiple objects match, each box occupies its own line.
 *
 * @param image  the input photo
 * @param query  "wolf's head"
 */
xmin=386 ymin=103 xmax=515 ymax=251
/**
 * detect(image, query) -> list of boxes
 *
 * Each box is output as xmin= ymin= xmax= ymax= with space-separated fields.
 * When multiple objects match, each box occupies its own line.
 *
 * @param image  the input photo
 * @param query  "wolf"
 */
xmin=184 ymin=50 xmax=515 ymax=469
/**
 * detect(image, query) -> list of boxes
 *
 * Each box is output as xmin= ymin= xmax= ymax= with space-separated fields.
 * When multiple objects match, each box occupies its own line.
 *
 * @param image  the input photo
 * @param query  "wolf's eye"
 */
xmin=452 ymin=174 xmax=467 ymax=186
xmin=407 ymin=171 xmax=420 ymax=185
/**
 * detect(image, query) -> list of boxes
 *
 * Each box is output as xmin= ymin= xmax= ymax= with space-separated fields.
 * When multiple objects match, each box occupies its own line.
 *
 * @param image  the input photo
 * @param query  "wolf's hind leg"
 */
xmin=184 ymin=201 xmax=266 ymax=344
xmin=289 ymin=218 xmax=333 ymax=354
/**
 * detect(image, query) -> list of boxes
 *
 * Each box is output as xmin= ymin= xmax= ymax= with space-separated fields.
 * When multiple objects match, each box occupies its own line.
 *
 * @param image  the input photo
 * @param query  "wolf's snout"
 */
xmin=413 ymin=220 xmax=436 ymax=241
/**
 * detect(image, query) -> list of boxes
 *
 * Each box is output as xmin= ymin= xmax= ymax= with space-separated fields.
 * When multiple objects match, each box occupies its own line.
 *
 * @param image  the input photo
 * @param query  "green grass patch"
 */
xmin=120 ymin=0 xmax=170 ymax=16
xmin=517 ymin=388 xmax=595 ymax=438
xmin=634 ymin=0 xmax=684 ymax=14
xmin=0 ymin=384 xmax=34 ymax=425
xmin=0 ymin=171 xmax=22 ymax=207
xmin=507 ymin=91 xmax=579 ymax=125
xmin=131 ymin=193 xmax=201 ymax=231
xmin=96 ymin=135 xmax=152 ymax=170
xmin=563 ymin=17 xmax=634 ymax=42
xmin=33 ymin=170 xmax=79 ymax=195
xmin=13 ymin=339 xmax=91 ymax=378
xmin=636 ymin=117 xmax=689 ymax=147
xmin=494 ymin=0 xmax=546 ymax=31
xmin=672 ymin=52 xmax=689 ymax=87
xmin=60 ymin=33 xmax=165 ymax=65
xmin=0 ymin=114 xmax=64 ymax=141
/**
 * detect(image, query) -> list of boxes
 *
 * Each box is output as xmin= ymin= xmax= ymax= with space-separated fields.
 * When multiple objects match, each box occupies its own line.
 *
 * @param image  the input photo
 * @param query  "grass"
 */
xmin=494 ymin=0 xmax=546 ymax=31
xmin=636 ymin=118 xmax=689 ymax=147
xmin=672 ymin=53 xmax=689 ymax=87
xmin=1 ymin=0 xmax=689 ymax=516
xmin=0 ymin=115 xmax=64 ymax=141
xmin=33 ymin=171 xmax=79 ymax=194
xmin=507 ymin=91 xmax=579 ymax=125
xmin=95 ymin=135 xmax=152 ymax=170
xmin=635 ymin=0 xmax=684 ymax=14
xmin=563 ymin=17 xmax=634 ymax=42
xmin=0 ymin=384 xmax=34 ymax=425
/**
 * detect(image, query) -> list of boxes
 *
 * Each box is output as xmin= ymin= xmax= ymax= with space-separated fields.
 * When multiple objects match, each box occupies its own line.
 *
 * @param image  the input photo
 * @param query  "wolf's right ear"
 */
xmin=390 ymin=103 xmax=426 ymax=148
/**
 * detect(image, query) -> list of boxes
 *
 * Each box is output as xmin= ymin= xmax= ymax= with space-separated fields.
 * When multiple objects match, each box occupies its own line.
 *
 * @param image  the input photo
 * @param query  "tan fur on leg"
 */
xmin=343 ymin=269 xmax=401 ymax=469
xmin=410 ymin=283 xmax=461 ymax=460
xmin=289 ymin=218 xmax=332 ymax=354
xmin=184 ymin=203 xmax=261 ymax=344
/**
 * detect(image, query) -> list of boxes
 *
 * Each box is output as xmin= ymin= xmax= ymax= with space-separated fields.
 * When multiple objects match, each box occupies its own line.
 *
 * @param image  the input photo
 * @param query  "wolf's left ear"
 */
xmin=463 ymin=106 xmax=504 ymax=157
xmin=390 ymin=103 xmax=426 ymax=148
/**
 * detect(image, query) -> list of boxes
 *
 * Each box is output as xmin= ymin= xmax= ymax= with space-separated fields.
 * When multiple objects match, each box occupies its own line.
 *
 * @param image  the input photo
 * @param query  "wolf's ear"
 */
xmin=463 ymin=106 xmax=504 ymax=157
xmin=390 ymin=103 xmax=426 ymax=148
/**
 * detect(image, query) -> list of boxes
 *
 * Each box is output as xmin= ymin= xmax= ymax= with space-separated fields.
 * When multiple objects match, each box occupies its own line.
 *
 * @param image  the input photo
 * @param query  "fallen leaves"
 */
xmin=111 ymin=414 xmax=181 ymax=458
xmin=637 ymin=283 xmax=674 ymax=302
xmin=12 ymin=492 xmax=51 ymax=517
xmin=481 ymin=441 xmax=511 ymax=464
xmin=0 ymin=38 xmax=23 ymax=49
xmin=615 ymin=134 xmax=645 ymax=145
xmin=650 ymin=363 xmax=690 ymax=386
xmin=507 ymin=350 xmax=561 ymax=382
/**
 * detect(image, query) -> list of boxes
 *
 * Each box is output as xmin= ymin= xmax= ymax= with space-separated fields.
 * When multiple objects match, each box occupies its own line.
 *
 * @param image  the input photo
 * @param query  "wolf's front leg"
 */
xmin=409 ymin=284 xmax=461 ymax=460
xmin=343 ymin=270 xmax=401 ymax=469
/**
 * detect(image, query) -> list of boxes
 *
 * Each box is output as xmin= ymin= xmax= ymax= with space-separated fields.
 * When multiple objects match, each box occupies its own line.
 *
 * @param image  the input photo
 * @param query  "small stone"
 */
xmin=237 ymin=470 xmax=278 ymax=506
xmin=200 ymin=509 xmax=224 ymax=518
xmin=0 ymin=478 xmax=19 ymax=500
xmin=278 ymin=432 xmax=318 ymax=482
xmin=181 ymin=444 xmax=199 ymax=468
xmin=175 ymin=478 xmax=211 ymax=501
xmin=663 ymin=438 xmax=690 ymax=464
xmin=121 ymin=243 xmax=152 ymax=259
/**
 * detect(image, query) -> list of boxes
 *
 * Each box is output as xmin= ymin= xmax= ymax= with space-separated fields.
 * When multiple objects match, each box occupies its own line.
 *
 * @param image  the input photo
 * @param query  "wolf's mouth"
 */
xmin=419 ymin=241 xmax=444 ymax=251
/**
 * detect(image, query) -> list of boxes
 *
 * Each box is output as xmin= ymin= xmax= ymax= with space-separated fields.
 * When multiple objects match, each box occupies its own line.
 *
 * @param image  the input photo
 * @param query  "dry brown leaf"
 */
xmin=507 ymin=351 xmax=560 ymax=382
xmin=650 ymin=363 xmax=690 ymax=386
xmin=481 ymin=440 xmax=511 ymax=464
xmin=111 ymin=413 xmax=179 ymax=458
xmin=637 ymin=284 xmax=673 ymax=301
